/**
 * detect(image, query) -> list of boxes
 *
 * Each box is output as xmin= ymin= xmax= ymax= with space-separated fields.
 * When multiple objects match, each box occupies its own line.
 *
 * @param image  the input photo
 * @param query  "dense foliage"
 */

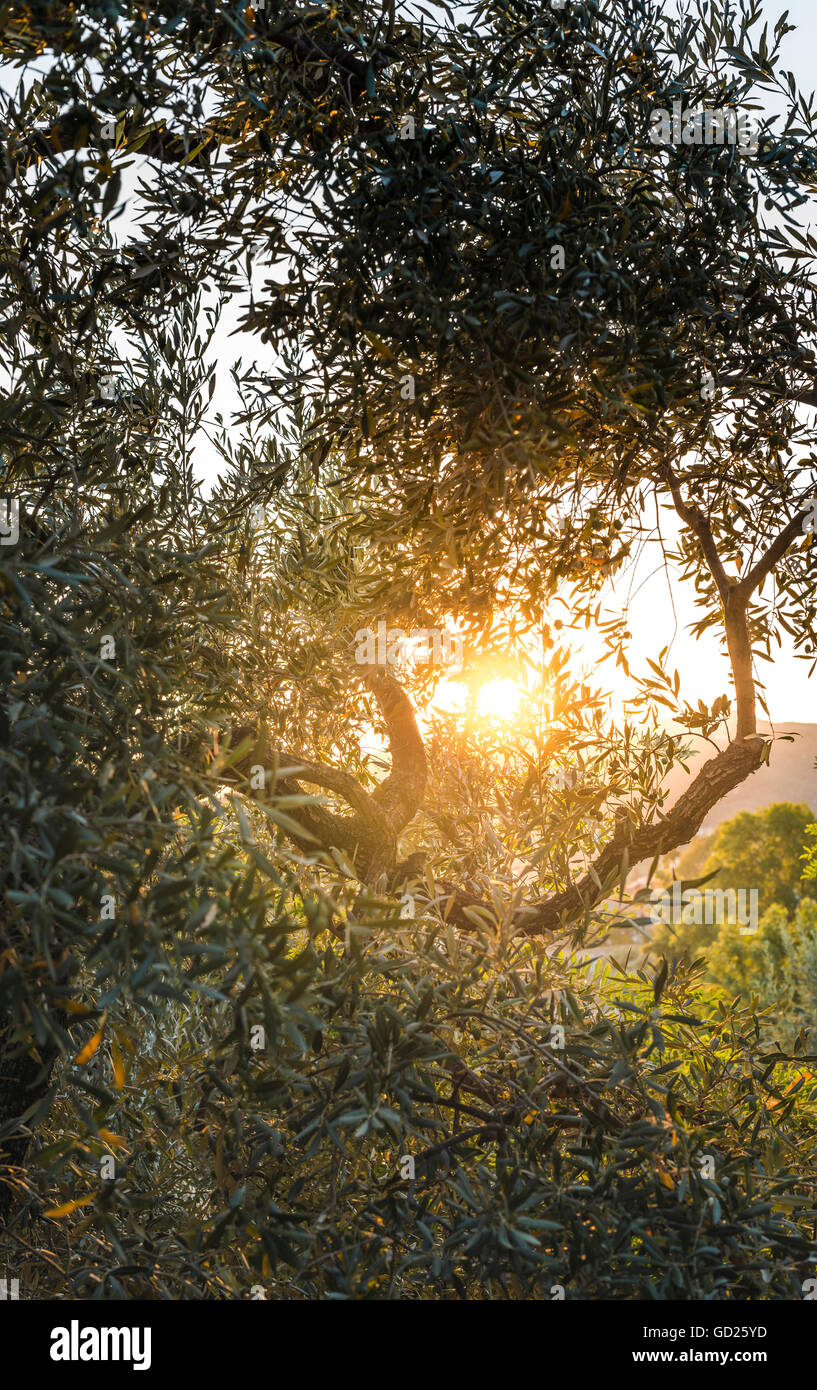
xmin=708 ymin=899 xmax=817 ymax=1047
xmin=1 ymin=0 xmax=817 ymax=1300
xmin=690 ymin=803 xmax=817 ymax=915
xmin=648 ymin=804 xmax=817 ymax=1047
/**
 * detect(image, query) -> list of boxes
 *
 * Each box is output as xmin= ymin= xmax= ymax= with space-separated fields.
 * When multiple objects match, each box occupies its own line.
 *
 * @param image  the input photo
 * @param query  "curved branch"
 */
xmin=277 ymin=751 xmax=382 ymax=832
xmin=364 ymin=669 xmax=427 ymax=833
xmin=224 ymin=669 xmax=426 ymax=881
xmin=661 ymin=467 xmax=730 ymax=601
xmin=223 ymin=725 xmax=389 ymax=875
xmin=426 ymin=737 xmax=767 ymax=937
xmin=224 ymin=724 xmax=380 ymax=864
xmin=518 ymin=738 xmax=765 ymax=936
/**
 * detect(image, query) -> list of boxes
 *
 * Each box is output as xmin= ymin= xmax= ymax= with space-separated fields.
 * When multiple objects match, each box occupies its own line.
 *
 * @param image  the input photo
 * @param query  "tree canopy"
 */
xmin=2 ymin=0 xmax=817 ymax=1302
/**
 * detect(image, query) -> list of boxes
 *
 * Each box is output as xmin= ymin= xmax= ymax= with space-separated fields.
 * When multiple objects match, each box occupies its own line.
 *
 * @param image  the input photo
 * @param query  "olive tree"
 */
xmin=2 ymin=0 xmax=817 ymax=1299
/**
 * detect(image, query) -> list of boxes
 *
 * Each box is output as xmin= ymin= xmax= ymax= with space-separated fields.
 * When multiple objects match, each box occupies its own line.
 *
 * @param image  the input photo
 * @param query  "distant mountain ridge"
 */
xmin=663 ymin=721 xmax=817 ymax=835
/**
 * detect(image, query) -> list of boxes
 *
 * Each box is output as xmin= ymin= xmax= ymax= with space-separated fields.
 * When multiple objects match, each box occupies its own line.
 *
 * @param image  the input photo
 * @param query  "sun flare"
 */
xmin=476 ymin=677 xmax=523 ymax=723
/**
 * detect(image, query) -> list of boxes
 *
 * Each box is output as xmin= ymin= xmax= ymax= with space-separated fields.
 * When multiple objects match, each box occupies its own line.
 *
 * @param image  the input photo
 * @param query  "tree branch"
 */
xmin=225 ymin=669 xmax=426 ymax=882
xmin=739 ymin=509 xmax=808 ymax=597
xmin=661 ymin=467 xmax=769 ymax=740
xmin=276 ymin=751 xmax=382 ymax=832
xmin=219 ymin=474 xmax=799 ymax=935
xmin=364 ymin=669 xmax=427 ymax=834
xmin=517 ymin=738 xmax=765 ymax=935
xmin=418 ymin=468 xmax=785 ymax=935
xmin=661 ymin=466 xmax=730 ymax=602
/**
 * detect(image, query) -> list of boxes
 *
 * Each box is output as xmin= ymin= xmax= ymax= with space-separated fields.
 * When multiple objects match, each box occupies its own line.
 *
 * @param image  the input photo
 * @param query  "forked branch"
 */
xmin=228 ymin=669 xmax=426 ymax=882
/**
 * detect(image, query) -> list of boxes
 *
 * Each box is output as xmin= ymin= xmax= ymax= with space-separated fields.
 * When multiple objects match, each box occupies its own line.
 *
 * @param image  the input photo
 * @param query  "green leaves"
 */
xmin=1 ymin=0 xmax=817 ymax=1304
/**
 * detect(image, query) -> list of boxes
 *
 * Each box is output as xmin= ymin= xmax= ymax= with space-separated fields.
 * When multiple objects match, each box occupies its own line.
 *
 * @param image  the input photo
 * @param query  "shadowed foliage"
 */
xmin=1 ymin=0 xmax=817 ymax=1299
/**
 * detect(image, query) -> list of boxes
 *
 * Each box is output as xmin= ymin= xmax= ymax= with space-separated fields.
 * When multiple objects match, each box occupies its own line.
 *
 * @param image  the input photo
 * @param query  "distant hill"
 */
xmin=662 ymin=722 xmax=817 ymax=836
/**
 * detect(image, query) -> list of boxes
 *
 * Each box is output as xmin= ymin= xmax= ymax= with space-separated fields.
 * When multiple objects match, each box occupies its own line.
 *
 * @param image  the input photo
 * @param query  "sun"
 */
xmin=476 ymin=677 xmax=523 ymax=722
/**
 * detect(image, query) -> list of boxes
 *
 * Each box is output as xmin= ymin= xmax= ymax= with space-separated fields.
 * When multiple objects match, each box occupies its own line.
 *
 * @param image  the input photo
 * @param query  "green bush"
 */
xmin=708 ymin=901 xmax=817 ymax=1051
